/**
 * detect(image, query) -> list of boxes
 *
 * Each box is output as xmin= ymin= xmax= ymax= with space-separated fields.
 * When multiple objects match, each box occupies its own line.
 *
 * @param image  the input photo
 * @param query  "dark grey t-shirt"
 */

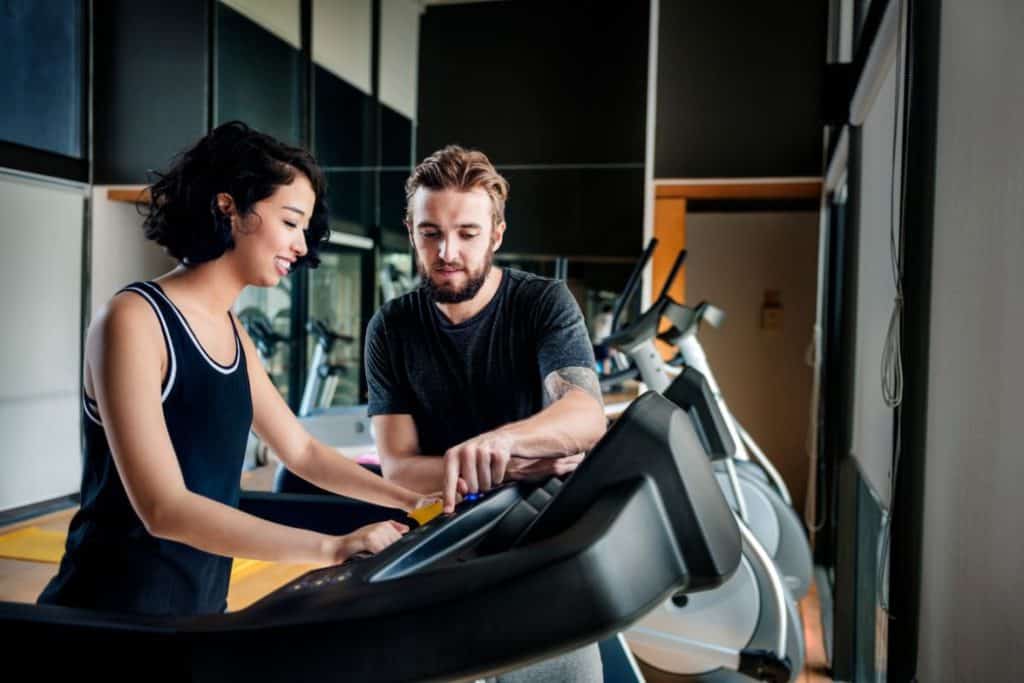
xmin=365 ymin=269 xmax=596 ymax=455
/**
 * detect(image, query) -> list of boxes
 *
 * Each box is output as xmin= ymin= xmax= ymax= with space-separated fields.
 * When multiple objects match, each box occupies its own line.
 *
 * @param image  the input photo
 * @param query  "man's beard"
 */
xmin=418 ymin=247 xmax=494 ymax=304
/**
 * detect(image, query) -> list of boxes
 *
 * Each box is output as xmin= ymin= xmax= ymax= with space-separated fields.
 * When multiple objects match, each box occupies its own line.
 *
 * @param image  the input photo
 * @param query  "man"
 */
xmin=365 ymin=146 xmax=607 ymax=680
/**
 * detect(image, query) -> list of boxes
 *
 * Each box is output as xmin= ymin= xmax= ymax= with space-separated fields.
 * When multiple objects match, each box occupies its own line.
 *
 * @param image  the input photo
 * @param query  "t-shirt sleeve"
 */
xmin=534 ymin=282 xmax=597 ymax=379
xmin=365 ymin=309 xmax=413 ymax=416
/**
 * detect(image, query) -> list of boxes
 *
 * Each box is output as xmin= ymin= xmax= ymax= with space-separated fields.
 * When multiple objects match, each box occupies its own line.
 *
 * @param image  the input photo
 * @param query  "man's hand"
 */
xmin=442 ymin=430 xmax=514 ymax=512
xmin=411 ymin=492 xmax=444 ymax=512
xmin=506 ymin=454 xmax=584 ymax=482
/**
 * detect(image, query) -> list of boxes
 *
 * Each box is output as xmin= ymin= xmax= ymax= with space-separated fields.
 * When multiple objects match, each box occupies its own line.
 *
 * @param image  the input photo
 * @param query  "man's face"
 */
xmin=407 ymin=187 xmax=505 ymax=303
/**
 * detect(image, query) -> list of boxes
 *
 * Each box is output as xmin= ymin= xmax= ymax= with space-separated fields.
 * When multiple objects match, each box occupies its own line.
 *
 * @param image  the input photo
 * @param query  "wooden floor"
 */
xmin=0 ymin=463 xmax=831 ymax=681
xmin=797 ymin=582 xmax=832 ymax=683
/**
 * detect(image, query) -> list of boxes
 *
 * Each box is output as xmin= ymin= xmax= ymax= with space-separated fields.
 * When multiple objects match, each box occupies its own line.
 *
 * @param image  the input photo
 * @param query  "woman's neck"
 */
xmin=155 ymin=260 xmax=246 ymax=316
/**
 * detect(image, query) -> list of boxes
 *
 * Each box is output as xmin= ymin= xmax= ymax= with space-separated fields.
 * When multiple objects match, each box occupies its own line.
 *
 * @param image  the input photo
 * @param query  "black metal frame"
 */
xmin=285 ymin=0 xmax=315 ymax=412
xmin=887 ymin=0 xmax=938 ymax=680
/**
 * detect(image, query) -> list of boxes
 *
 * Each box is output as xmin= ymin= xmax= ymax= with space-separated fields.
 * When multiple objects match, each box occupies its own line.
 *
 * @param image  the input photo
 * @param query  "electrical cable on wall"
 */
xmin=878 ymin=0 xmax=914 ymax=617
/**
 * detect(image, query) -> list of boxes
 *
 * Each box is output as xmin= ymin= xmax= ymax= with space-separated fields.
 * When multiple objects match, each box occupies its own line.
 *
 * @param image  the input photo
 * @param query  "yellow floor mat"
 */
xmin=229 ymin=557 xmax=274 ymax=580
xmin=0 ymin=527 xmax=273 ymax=580
xmin=0 ymin=527 xmax=66 ymax=563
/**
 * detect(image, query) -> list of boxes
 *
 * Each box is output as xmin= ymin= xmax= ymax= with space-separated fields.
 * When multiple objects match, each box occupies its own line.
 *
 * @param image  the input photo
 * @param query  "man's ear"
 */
xmin=492 ymin=221 xmax=506 ymax=252
xmin=405 ymin=220 xmax=415 ymax=247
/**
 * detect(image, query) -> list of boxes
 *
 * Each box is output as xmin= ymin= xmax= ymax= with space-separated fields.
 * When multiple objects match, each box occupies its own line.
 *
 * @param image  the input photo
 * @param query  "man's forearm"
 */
xmin=380 ymin=452 xmax=447 ymax=493
xmin=498 ymin=389 xmax=606 ymax=458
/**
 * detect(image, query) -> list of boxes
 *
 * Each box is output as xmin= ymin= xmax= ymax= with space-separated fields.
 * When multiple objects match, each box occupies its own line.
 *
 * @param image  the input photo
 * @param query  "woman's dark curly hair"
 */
xmin=143 ymin=121 xmax=330 ymax=268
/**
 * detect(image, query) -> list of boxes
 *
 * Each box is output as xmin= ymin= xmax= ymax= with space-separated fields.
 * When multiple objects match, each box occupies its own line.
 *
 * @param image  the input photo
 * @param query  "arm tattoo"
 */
xmin=543 ymin=366 xmax=604 ymax=408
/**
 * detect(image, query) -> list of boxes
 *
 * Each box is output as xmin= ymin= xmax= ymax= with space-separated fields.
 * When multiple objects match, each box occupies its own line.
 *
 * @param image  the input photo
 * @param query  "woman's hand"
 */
xmin=322 ymin=520 xmax=409 ymax=566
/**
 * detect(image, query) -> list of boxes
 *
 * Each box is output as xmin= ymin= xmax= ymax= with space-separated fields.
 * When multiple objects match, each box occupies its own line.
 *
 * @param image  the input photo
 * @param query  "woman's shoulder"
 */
xmin=88 ymin=287 xmax=165 ymax=347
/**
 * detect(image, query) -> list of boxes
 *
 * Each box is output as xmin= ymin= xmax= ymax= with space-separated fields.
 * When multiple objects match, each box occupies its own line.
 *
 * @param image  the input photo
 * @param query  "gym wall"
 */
xmin=89 ymin=189 xmax=177 ymax=317
xmin=686 ymin=211 xmax=819 ymax=514
xmin=916 ymin=1 xmax=1024 ymax=678
xmin=0 ymin=174 xmax=85 ymax=510
xmin=416 ymin=0 xmax=649 ymax=259
xmin=654 ymin=0 xmax=827 ymax=179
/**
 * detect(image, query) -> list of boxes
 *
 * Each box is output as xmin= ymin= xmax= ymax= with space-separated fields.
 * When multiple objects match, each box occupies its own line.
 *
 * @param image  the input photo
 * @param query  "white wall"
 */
xmin=917 ymin=2 xmax=1024 ymax=679
xmin=686 ymin=212 xmax=819 ymax=511
xmin=380 ymin=0 xmax=421 ymax=121
xmin=0 ymin=173 xmax=86 ymax=510
xmin=220 ymin=0 xmax=301 ymax=48
xmin=851 ymin=52 xmax=902 ymax=508
xmin=89 ymin=188 xmax=177 ymax=317
xmin=314 ymin=0 xmax=372 ymax=94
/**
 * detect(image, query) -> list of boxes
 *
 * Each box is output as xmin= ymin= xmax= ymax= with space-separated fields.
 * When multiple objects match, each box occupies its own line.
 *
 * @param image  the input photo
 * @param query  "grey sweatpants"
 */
xmin=487 ymin=643 xmax=603 ymax=682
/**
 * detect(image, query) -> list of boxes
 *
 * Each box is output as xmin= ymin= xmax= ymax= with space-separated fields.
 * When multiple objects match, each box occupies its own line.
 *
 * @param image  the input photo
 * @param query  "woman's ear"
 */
xmin=216 ymin=192 xmax=236 ymax=218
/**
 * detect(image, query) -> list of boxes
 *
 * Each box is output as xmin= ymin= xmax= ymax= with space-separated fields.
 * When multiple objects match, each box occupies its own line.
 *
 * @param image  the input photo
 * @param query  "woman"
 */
xmin=39 ymin=121 xmax=428 ymax=617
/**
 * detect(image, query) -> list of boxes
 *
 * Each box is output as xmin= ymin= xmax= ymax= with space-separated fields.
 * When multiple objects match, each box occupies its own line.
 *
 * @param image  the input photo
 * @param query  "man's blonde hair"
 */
xmin=404 ymin=145 xmax=510 ymax=227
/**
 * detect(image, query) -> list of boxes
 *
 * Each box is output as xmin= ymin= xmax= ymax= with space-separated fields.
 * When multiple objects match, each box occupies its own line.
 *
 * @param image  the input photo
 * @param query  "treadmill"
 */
xmin=0 ymin=392 xmax=741 ymax=682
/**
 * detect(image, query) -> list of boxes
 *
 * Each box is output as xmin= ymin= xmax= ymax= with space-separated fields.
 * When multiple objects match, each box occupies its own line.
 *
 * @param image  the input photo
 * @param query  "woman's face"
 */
xmin=230 ymin=173 xmax=316 ymax=287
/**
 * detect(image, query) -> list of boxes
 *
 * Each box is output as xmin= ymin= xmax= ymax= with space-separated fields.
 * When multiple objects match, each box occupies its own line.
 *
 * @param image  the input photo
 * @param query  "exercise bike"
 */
xmin=238 ymin=307 xmax=291 ymax=467
xmin=275 ymin=319 xmax=379 ymax=493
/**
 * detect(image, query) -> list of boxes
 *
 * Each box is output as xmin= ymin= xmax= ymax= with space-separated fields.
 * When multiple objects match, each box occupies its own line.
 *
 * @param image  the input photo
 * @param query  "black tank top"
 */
xmin=38 ymin=281 xmax=253 ymax=616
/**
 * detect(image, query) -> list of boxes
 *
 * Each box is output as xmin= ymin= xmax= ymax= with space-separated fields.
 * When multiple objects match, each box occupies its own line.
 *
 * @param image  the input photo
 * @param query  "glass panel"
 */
xmin=315 ymin=63 xmax=376 ymax=238
xmin=324 ymin=170 xmax=375 ymax=236
xmin=315 ymin=65 xmax=374 ymax=167
xmin=236 ymin=280 xmax=294 ymax=402
xmin=379 ymin=248 xmax=415 ymax=303
xmin=380 ymin=106 xmax=413 ymax=168
xmin=215 ymin=2 xmax=302 ymax=145
xmin=379 ymin=169 xmax=410 ymax=236
xmin=307 ymin=248 xmax=364 ymax=408
xmin=0 ymin=0 xmax=83 ymax=158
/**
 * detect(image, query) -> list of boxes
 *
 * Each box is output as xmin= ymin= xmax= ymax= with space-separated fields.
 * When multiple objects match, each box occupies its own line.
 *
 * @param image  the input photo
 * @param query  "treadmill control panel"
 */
xmin=268 ymin=485 xmax=517 ymax=599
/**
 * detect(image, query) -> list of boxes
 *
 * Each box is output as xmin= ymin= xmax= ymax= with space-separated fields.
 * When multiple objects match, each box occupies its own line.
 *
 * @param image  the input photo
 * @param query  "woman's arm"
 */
xmin=236 ymin=317 xmax=425 ymax=512
xmin=373 ymin=413 xmax=450 ymax=493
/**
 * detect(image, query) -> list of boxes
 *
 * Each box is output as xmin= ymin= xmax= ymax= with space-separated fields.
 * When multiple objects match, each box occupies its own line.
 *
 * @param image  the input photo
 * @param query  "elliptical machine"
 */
xmin=657 ymin=300 xmax=812 ymax=598
xmin=626 ymin=368 xmax=805 ymax=682
xmin=600 ymin=242 xmax=813 ymax=601
xmin=659 ymin=302 xmax=794 ymax=507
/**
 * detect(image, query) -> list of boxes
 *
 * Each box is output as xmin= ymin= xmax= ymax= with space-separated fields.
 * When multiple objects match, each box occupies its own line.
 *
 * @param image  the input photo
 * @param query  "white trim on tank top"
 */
xmin=140 ymin=281 xmax=241 ymax=375
xmin=123 ymin=285 xmax=178 ymax=401
xmin=84 ymin=285 xmax=178 ymax=424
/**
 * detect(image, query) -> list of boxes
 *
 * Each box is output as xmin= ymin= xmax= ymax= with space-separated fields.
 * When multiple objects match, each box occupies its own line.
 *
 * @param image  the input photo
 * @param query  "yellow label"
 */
xmin=408 ymin=500 xmax=444 ymax=527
